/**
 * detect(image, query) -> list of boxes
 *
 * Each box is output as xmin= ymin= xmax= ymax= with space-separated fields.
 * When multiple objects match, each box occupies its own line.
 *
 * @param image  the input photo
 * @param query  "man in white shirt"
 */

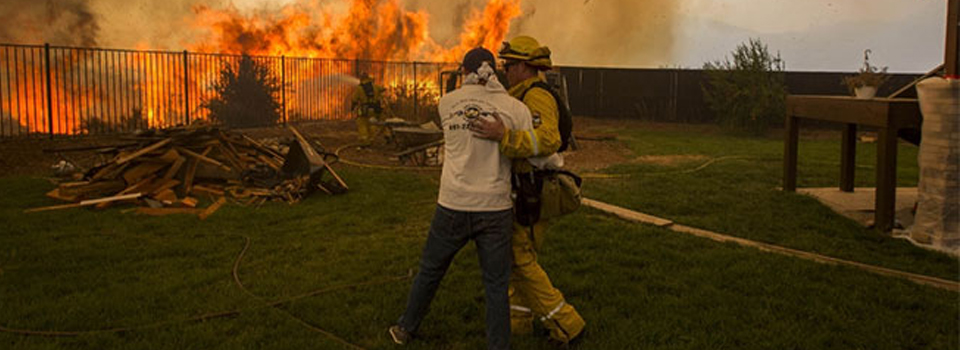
xmin=389 ymin=47 xmax=531 ymax=350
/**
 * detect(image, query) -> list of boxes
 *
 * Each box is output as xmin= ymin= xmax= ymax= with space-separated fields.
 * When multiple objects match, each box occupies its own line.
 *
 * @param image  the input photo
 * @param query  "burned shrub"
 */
xmin=204 ymin=55 xmax=281 ymax=128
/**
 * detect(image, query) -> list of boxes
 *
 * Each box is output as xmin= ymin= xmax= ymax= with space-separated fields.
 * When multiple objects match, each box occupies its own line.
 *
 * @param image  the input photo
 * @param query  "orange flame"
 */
xmin=0 ymin=0 xmax=526 ymax=135
xmin=436 ymin=0 xmax=523 ymax=63
xmin=188 ymin=0 xmax=523 ymax=62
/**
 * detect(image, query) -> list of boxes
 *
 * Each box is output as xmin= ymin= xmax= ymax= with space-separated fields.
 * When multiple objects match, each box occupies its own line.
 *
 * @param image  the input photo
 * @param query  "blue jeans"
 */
xmin=398 ymin=205 xmax=514 ymax=350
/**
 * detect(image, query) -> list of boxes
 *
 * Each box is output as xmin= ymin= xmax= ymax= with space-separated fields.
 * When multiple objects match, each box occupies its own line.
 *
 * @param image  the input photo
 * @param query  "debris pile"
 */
xmin=27 ymin=124 xmax=347 ymax=218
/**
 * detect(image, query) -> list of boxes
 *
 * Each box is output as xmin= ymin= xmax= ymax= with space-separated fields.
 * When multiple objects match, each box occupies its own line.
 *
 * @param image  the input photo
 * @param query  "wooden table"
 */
xmin=783 ymin=95 xmax=922 ymax=231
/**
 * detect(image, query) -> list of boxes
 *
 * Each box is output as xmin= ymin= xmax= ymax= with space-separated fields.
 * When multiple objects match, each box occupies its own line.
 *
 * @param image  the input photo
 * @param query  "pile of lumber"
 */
xmin=27 ymin=124 xmax=347 ymax=219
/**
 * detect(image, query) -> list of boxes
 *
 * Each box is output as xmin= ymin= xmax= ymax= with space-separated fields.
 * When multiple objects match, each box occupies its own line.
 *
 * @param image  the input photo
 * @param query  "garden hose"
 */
xmin=580 ymin=155 xmax=751 ymax=179
xmin=334 ymin=143 xmax=441 ymax=171
xmin=0 ymin=233 xmax=413 ymax=350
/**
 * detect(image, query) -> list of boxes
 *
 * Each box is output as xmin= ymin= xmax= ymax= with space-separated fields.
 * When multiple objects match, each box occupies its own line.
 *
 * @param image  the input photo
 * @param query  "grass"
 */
xmin=0 ymin=125 xmax=957 ymax=349
xmin=584 ymin=126 xmax=958 ymax=281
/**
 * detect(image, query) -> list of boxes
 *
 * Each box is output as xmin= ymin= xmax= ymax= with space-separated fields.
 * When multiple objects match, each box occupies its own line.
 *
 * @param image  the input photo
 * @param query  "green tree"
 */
xmin=204 ymin=55 xmax=281 ymax=128
xmin=702 ymin=38 xmax=787 ymax=135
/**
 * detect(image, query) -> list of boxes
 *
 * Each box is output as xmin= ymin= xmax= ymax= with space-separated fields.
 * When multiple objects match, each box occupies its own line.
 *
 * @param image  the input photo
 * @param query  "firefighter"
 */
xmin=470 ymin=35 xmax=585 ymax=345
xmin=351 ymin=74 xmax=386 ymax=145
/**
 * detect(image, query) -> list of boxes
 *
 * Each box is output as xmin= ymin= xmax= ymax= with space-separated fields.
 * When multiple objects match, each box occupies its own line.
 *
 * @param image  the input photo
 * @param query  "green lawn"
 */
xmin=585 ymin=126 xmax=958 ymax=281
xmin=0 ymin=126 xmax=957 ymax=350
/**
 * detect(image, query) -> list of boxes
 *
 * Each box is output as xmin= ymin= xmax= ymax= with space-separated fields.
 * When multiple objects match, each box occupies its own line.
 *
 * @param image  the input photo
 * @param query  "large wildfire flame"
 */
xmin=0 ymin=0 xmax=524 ymax=135
xmin=190 ymin=0 xmax=521 ymax=62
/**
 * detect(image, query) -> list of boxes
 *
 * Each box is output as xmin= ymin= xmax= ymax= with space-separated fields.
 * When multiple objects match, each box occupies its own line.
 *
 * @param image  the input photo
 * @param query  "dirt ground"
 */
xmin=0 ymin=117 xmax=827 ymax=178
xmin=0 ymin=117 xmax=651 ymax=178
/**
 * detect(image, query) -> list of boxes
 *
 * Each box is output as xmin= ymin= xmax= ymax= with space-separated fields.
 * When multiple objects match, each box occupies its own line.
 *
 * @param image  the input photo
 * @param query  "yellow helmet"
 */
xmin=499 ymin=35 xmax=552 ymax=70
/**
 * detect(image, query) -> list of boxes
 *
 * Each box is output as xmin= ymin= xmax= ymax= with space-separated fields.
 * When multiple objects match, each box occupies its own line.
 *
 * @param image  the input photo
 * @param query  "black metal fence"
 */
xmin=0 ymin=42 xmax=929 ymax=138
xmin=556 ymin=66 xmax=923 ymax=123
xmin=0 ymin=43 xmax=456 ymax=138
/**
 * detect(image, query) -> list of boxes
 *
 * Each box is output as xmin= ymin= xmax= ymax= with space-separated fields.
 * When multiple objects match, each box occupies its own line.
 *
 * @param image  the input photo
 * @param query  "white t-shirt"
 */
xmin=437 ymin=83 xmax=531 ymax=212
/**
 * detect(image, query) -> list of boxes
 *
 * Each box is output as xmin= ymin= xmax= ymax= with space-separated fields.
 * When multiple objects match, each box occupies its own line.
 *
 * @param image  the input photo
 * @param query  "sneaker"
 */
xmin=388 ymin=325 xmax=410 ymax=345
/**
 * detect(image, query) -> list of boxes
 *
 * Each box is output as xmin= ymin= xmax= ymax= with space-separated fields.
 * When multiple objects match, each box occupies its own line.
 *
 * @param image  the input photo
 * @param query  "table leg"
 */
xmin=875 ymin=127 xmax=898 ymax=231
xmin=840 ymin=123 xmax=857 ymax=192
xmin=784 ymin=115 xmax=799 ymax=192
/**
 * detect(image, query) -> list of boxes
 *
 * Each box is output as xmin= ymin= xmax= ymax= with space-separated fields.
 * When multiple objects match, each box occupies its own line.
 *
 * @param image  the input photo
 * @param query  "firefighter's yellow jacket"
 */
xmin=351 ymin=83 xmax=386 ymax=119
xmin=500 ymin=76 xmax=562 ymax=173
xmin=499 ymin=75 xmax=585 ymax=343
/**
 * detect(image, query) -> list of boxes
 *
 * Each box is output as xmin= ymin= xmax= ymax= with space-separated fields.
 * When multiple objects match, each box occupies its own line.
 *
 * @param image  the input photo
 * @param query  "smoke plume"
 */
xmin=0 ymin=0 xmax=100 ymax=47
xmin=0 ymin=0 xmax=678 ymax=67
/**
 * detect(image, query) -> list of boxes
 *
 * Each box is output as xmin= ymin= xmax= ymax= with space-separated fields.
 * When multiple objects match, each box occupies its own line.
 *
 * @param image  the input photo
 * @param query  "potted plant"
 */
xmin=842 ymin=49 xmax=890 ymax=99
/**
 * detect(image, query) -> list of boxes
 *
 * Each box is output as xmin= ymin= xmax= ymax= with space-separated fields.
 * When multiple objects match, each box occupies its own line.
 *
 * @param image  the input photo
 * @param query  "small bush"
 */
xmin=77 ymin=108 xmax=148 ymax=134
xmin=702 ymin=38 xmax=787 ymax=135
xmin=204 ymin=55 xmax=281 ymax=128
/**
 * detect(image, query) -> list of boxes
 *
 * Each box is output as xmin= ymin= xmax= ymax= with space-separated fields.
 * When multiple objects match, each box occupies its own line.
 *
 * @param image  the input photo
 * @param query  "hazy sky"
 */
xmin=675 ymin=0 xmax=947 ymax=72
xmin=230 ymin=0 xmax=950 ymax=72
xmin=0 ymin=0 xmax=950 ymax=72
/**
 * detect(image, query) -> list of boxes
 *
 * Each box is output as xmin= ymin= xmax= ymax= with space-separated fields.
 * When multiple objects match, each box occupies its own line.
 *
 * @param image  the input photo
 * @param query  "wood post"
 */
xmin=840 ymin=124 xmax=857 ymax=192
xmin=783 ymin=115 xmax=799 ymax=192
xmin=947 ymin=0 xmax=958 ymax=76
xmin=875 ymin=127 xmax=899 ymax=231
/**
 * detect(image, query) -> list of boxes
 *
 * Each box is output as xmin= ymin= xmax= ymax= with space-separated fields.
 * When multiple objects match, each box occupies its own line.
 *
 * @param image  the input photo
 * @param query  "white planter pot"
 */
xmin=913 ymin=77 xmax=960 ymax=253
xmin=854 ymin=86 xmax=877 ymax=99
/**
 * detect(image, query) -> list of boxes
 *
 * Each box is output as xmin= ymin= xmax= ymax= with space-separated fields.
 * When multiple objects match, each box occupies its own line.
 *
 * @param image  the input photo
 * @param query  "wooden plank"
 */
xmin=323 ymin=164 xmax=348 ymax=191
xmin=90 ymin=163 xmax=121 ymax=181
xmin=221 ymin=134 xmax=246 ymax=161
xmin=191 ymin=185 xmax=225 ymax=197
xmin=46 ymin=188 xmax=78 ymax=202
xmin=121 ymin=162 xmax=167 ymax=185
xmin=153 ymin=189 xmax=178 ymax=204
xmin=97 ymin=175 xmax=156 ymax=209
xmin=182 ymin=157 xmax=200 ymax=195
xmin=60 ymin=180 xmax=126 ymax=198
xmin=241 ymin=133 xmax=284 ymax=160
xmin=787 ymin=96 xmax=891 ymax=127
xmin=581 ymin=198 xmax=673 ymax=227
xmin=135 ymin=207 xmax=203 ymax=217
xmin=180 ymin=197 xmax=199 ymax=208
xmin=101 ymin=162 xmax=131 ymax=181
xmin=177 ymin=147 xmax=231 ymax=171
xmin=217 ymin=144 xmax=245 ymax=171
xmin=181 ymin=146 xmax=211 ymax=195
xmin=150 ymin=179 xmax=181 ymax=195
xmin=42 ymin=142 xmax=139 ymax=153
xmin=257 ymin=154 xmax=281 ymax=170
xmin=59 ymin=181 xmax=91 ymax=188
xmin=288 ymin=126 xmax=326 ymax=165
xmin=199 ymin=197 xmax=227 ymax=220
xmin=162 ymin=156 xmax=186 ymax=181
xmin=24 ymin=193 xmax=143 ymax=213
xmin=154 ymin=148 xmax=181 ymax=164
xmin=583 ymin=197 xmax=960 ymax=292
xmin=115 ymin=138 xmax=172 ymax=165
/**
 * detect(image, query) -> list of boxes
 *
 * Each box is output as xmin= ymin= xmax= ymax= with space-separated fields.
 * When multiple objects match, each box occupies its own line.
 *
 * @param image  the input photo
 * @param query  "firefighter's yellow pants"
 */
xmin=355 ymin=115 xmax=380 ymax=145
xmin=509 ymin=220 xmax=585 ymax=344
